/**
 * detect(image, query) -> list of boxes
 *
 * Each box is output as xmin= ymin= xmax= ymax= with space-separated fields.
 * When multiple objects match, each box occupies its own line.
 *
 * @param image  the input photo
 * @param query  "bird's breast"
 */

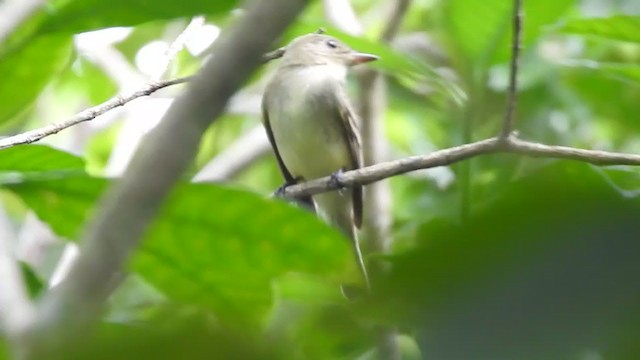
xmin=266 ymin=68 xmax=351 ymax=180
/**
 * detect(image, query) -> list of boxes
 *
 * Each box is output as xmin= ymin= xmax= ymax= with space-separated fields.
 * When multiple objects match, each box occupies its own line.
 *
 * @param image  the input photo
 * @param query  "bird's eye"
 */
xmin=326 ymin=40 xmax=338 ymax=49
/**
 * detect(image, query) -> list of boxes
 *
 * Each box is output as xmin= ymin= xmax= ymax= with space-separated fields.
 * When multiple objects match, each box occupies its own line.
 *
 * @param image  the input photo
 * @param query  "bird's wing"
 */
xmin=329 ymin=83 xmax=363 ymax=228
xmin=261 ymin=92 xmax=296 ymax=184
xmin=262 ymin=90 xmax=316 ymax=210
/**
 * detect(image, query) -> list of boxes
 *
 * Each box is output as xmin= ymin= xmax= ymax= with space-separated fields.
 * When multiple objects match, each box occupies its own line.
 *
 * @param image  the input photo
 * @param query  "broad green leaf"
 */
xmin=558 ymin=15 xmax=640 ymax=43
xmin=0 ymin=144 xmax=86 ymax=185
xmin=37 ymin=0 xmax=240 ymax=35
xmin=0 ymin=144 xmax=85 ymax=173
xmin=5 ymin=177 xmax=105 ymax=240
xmin=6 ymin=177 xmax=353 ymax=324
xmin=0 ymin=35 xmax=72 ymax=127
xmin=135 ymin=184 xmax=352 ymax=323
xmin=369 ymin=163 xmax=640 ymax=359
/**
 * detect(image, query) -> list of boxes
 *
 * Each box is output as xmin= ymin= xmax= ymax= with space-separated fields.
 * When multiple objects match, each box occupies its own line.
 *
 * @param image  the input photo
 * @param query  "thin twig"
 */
xmin=0 ymin=77 xmax=190 ymax=150
xmin=506 ymin=138 xmax=640 ymax=164
xmin=279 ymin=137 xmax=640 ymax=199
xmin=501 ymin=0 xmax=524 ymax=138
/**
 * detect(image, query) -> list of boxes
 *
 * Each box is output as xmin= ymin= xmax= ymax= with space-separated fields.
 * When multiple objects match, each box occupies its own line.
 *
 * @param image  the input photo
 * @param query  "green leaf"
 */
xmin=38 ymin=0 xmax=240 ymax=35
xmin=558 ymin=15 xmax=640 ymax=43
xmin=5 ymin=177 xmax=105 ymax=240
xmin=0 ymin=35 xmax=72 ymax=127
xmin=0 ymin=145 xmax=85 ymax=173
xmin=6 ymin=177 xmax=353 ymax=324
xmin=134 ymin=184 xmax=352 ymax=324
xmin=0 ymin=144 xmax=87 ymax=185
xmin=370 ymin=162 xmax=640 ymax=359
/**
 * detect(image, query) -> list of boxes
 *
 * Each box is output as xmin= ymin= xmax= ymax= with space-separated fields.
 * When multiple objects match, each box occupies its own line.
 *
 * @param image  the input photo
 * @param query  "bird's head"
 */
xmin=281 ymin=34 xmax=378 ymax=68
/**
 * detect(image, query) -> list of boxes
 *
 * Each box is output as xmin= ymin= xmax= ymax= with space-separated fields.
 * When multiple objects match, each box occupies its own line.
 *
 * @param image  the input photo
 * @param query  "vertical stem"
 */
xmin=501 ymin=0 xmax=524 ymax=138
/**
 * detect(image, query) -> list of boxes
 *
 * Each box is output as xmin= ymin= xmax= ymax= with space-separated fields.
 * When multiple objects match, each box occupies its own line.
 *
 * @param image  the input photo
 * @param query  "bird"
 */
xmin=261 ymin=33 xmax=378 ymax=287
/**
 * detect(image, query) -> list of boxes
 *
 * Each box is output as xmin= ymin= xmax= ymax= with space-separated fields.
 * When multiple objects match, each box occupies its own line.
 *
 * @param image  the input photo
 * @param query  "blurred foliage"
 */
xmin=369 ymin=162 xmax=640 ymax=359
xmin=559 ymin=15 xmax=640 ymax=43
xmin=1 ymin=0 xmax=640 ymax=358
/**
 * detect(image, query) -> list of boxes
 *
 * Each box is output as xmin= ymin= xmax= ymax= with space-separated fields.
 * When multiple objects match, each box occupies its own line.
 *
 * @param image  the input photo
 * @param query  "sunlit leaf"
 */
xmin=5 ymin=177 xmax=104 ymax=240
xmin=0 ymin=35 xmax=72 ymax=127
xmin=0 ymin=145 xmax=86 ymax=186
xmin=38 ymin=0 xmax=241 ymax=35
xmin=0 ymin=144 xmax=85 ymax=173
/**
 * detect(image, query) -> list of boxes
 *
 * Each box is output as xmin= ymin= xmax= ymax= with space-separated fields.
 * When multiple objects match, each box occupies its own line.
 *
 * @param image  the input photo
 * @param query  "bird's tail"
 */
xmin=313 ymin=191 xmax=370 ymax=289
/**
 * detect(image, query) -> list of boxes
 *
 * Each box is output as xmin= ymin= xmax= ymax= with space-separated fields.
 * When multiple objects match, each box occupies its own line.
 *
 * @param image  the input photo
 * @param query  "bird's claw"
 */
xmin=274 ymin=176 xmax=305 ymax=198
xmin=329 ymin=169 xmax=346 ymax=195
xmin=274 ymin=182 xmax=292 ymax=198
xmin=273 ymin=183 xmax=288 ymax=198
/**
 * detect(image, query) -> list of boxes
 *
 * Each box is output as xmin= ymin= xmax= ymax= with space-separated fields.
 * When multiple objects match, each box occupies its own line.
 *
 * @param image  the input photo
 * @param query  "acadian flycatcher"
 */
xmin=261 ymin=33 xmax=378 ymax=286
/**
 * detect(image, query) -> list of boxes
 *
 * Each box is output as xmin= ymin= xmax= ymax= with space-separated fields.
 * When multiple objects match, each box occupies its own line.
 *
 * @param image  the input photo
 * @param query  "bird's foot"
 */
xmin=329 ymin=169 xmax=347 ymax=195
xmin=274 ymin=176 xmax=305 ymax=198
xmin=274 ymin=182 xmax=289 ymax=198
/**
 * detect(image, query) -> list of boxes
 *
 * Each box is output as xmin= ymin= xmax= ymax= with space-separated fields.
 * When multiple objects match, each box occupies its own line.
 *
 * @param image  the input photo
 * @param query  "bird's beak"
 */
xmin=348 ymin=52 xmax=379 ymax=66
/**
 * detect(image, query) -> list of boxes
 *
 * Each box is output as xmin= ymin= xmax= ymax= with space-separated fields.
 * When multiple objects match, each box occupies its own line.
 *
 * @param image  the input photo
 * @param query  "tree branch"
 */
xmin=17 ymin=0 xmax=308 ymax=357
xmin=507 ymin=137 xmax=640 ymax=165
xmin=279 ymin=137 xmax=640 ymax=199
xmin=500 ymin=0 xmax=524 ymax=138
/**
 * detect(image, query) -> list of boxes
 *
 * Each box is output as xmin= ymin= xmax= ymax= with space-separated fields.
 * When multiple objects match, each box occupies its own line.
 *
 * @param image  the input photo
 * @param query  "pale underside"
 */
xmin=263 ymin=64 xmax=358 ymax=237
